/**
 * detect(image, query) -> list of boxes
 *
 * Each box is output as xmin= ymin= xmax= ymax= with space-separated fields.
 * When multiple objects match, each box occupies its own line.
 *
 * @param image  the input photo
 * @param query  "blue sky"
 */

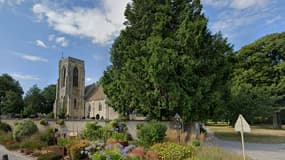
xmin=0 ymin=0 xmax=284 ymax=94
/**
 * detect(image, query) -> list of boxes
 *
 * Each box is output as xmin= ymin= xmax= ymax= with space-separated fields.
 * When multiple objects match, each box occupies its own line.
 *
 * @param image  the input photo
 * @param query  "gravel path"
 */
xmin=205 ymin=128 xmax=285 ymax=160
xmin=0 ymin=145 xmax=34 ymax=160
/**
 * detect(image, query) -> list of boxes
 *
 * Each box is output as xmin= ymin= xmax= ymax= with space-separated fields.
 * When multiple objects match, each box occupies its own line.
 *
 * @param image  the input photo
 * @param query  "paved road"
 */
xmin=0 ymin=145 xmax=34 ymax=160
xmin=205 ymin=129 xmax=285 ymax=160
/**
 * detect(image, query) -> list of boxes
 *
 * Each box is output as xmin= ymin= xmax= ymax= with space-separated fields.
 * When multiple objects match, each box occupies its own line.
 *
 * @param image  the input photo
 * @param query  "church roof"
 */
xmin=85 ymin=85 xmax=106 ymax=101
xmin=85 ymin=83 xmax=96 ymax=99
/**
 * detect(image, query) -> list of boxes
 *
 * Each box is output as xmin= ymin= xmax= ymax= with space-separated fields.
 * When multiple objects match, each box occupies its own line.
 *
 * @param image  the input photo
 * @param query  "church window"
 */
xmin=73 ymin=67 xmax=78 ymax=87
xmin=62 ymin=66 xmax=66 ymax=88
xmin=99 ymin=102 xmax=102 ymax=111
xmin=74 ymin=98 xmax=77 ymax=109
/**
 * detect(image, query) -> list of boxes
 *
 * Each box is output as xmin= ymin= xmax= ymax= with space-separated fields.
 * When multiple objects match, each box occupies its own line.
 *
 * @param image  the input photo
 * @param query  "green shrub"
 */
xmin=14 ymin=121 xmax=19 ymax=126
xmin=98 ymin=125 xmax=113 ymax=142
xmin=137 ymin=121 xmax=167 ymax=146
xmin=0 ymin=122 xmax=12 ymax=132
xmin=13 ymin=119 xmax=38 ymax=140
xmin=81 ymin=122 xmax=101 ymax=141
xmin=20 ymin=137 xmax=47 ymax=149
xmin=39 ymin=128 xmax=56 ymax=146
xmin=39 ymin=119 xmax=49 ymax=126
xmin=150 ymin=142 xmax=194 ymax=160
xmin=46 ymin=112 xmax=54 ymax=119
xmin=92 ymin=150 xmax=123 ymax=160
xmin=57 ymin=137 xmax=78 ymax=148
xmin=191 ymin=139 xmax=200 ymax=147
xmin=111 ymin=132 xmax=128 ymax=141
xmin=56 ymin=119 xmax=64 ymax=125
xmin=37 ymin=152 xmax=63 ymax=160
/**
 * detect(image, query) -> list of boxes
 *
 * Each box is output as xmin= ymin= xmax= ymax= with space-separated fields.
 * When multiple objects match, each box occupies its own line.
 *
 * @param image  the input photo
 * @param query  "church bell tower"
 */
xmin=54 ymin=57 xmax=85 ymax=119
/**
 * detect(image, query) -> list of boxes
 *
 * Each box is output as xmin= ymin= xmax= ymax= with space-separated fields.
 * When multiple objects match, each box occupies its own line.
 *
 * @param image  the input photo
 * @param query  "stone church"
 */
xmin=53 ymin=56 xmax=119 ymax=120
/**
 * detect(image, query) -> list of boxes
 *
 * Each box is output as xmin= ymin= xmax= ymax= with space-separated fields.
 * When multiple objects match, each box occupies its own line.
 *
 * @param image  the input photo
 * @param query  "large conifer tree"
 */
xmin=102 ymin=0 xmax=232 ymax=121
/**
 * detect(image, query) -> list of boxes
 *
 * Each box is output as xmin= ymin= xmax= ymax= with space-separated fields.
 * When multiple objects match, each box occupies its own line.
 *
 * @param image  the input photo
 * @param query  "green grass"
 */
xmin=208 ymin=125 xmax=285 ymax=143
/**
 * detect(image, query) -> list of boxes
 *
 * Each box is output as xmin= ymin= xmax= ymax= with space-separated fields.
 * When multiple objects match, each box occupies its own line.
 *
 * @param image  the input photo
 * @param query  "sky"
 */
xmin=0 ymin=0 xmax=284 ymax=94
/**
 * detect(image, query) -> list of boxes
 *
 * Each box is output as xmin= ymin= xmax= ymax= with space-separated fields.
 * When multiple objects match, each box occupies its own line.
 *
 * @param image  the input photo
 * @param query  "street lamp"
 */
xmin=174 ymin=113 xmax=182 ymax=143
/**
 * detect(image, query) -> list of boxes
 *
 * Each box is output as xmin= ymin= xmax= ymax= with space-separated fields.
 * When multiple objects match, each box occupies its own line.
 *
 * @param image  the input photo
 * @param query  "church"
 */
xmin=53 ymin=56 xmax=119 ymax=120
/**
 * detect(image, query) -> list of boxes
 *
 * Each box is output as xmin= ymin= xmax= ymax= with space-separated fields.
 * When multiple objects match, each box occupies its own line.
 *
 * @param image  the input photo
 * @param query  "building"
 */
xmin=84 ymin=84 xmax=119 ymax=120
xmin=53 ymin=56 xmax=119 ymax=120
xmin=53 ymin=57 xmax=85 ymax=119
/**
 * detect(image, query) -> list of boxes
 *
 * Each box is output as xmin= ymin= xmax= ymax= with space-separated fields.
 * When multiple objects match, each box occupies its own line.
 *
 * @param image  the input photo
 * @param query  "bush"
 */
xmin=137 ymin=121 xmax=167 ymax=146
xmin=191 ymin=139 xmax=200 ymax=147
xmin=81 ymin=122 xmax=101 ymax=141
xmin=56 ymin=119 xmax=64 ymax=125
xmin=39 ymin=119 xmax=49 ymax=126
xmin=111 ymin=132 xmax=128 ymax=142
xmin=0 ymin=122 xmax=12 ymax=132
xmin=150 ymin=142 xmax=194 ymax=160
xmin=69 ymin=140 xmax=91 ymax=160
xmin=13 ymin=119 xmax=38 ymax=140
xmin=46 ymin=112 xmax=54 ymax=119
xmin=20 ymin=137 xmax=47 ymax=149
xmin=92 ymin=150 xmax=137 ymax=160
xmin=39 ymin=128 xmax=56 ymax=146
xmin=37 ymin=152 xmax=63 ymax=160
xmin=57 ymin=138 xmax=75 ymax=147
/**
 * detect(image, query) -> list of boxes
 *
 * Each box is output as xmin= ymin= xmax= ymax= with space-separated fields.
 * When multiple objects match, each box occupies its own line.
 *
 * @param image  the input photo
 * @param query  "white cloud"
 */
xmin=202 ymin=0 xmax=229 ymax=8
xmin=0 ymin=0 xmax=24 ymax=6
xmin=86 ymin=77 xmax=93 ymax=82
xmin=230 ymin=0 xmax=269 ymax=10
xmin=20 ymin=54 xmax=48 ymax=62
xmin=48 ymin=34 xmax=55 ymax=41
xmin=266 ymin=15 xmax=281 ymax=24
xmin=36 ymin=40 xmax=47 ymax=48
xmin=55 ymin=37 xmax=68 ymax=47
xmin=203 ymin=0 xmax=269 ymax=10
xmin=11 ymin=73 xmax=40 ymax=81
xmin=32 ymin=0 xmax=130 ymax=45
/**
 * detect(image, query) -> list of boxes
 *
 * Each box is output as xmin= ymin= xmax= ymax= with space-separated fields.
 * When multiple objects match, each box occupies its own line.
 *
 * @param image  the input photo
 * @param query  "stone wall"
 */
xmin=2 ymin=119 xmax=199 ymax=140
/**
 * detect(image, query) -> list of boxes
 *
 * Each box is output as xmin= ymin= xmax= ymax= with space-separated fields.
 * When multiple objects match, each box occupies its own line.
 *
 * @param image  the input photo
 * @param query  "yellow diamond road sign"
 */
xmin=234 ymin=114 xmax=251 ymax=133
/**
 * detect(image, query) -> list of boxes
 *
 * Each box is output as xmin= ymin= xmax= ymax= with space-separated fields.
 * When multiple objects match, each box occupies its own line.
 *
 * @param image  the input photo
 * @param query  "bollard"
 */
xmin=2 ymin=154 xmax=8 ymax=160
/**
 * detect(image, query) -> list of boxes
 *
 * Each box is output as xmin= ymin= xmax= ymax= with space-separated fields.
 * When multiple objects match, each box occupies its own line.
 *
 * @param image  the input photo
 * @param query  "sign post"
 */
xmin=234 ymin=114 xmax=251 ymax=160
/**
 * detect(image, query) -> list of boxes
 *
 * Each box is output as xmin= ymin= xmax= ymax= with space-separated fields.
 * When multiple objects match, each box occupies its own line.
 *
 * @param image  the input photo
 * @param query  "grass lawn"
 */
xmin=207 ymin=125 xmax=285 ymax=143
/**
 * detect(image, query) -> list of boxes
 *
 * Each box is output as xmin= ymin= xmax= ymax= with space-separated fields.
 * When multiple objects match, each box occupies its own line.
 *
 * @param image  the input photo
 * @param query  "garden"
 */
xmin=0 ymin=119 xmax=248 ymax=160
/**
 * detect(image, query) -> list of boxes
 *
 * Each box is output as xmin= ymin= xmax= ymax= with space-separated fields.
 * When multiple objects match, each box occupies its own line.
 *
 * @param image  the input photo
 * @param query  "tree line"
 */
xmin=0 ymin=73 xmax=55 ymax=118
xmin=101 ymin=0 xmax=285 ymax=128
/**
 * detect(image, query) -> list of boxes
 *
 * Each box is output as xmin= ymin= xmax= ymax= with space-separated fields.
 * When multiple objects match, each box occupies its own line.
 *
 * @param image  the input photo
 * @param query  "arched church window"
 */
xmin=61 ymin=66 xmax=66 ymax=88
xmin=73 ymin=67 xmax=78 ymax=87
xmin=99 ymin=102 xmax=102 ymax=111
xmin=74 ymin=98 xmax=77 ymax=109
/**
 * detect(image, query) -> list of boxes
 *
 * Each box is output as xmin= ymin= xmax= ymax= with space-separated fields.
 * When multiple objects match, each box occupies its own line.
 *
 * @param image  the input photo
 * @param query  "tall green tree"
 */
xmin=23 ymin=85 xmax=44 ymax=116
xmin=102 ymin=0 xmax=232 ymax=122
xmin=233 ymin=32 xmax=285 ymax=128
xmin=41 ymin=84 xmax=56 ymax=114
xmin=0 ymin=74 xmax=24 ymax=115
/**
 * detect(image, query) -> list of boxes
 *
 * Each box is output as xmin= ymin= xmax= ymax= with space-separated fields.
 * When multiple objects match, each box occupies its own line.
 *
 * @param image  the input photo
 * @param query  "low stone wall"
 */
xmin=1 ymin=119 xmax=199 ymax=140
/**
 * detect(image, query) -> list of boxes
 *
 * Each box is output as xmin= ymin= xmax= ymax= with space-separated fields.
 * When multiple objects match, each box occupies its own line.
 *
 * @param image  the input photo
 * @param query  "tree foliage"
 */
xmin=41 ymin=84 xmax=56 ymax=114
xmin=23 ymin=85 xmax=45 ymax=116
xmin=0 ymin=74 xmax=24 ymax=114
xmin=230 ymin=32 xmax=285 ymax=125
xmin=102 ymin=0 xmax=232 ymax=122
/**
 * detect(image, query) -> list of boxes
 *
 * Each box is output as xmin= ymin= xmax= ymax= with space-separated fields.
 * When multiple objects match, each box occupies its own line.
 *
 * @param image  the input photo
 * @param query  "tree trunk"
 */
xmin=273 ymin=112 xmax=281 ymax=129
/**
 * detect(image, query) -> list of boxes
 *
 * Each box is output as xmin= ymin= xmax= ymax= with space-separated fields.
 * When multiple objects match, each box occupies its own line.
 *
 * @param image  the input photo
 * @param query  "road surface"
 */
xmin=205 ymin=129 xmax=285 ymax=160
